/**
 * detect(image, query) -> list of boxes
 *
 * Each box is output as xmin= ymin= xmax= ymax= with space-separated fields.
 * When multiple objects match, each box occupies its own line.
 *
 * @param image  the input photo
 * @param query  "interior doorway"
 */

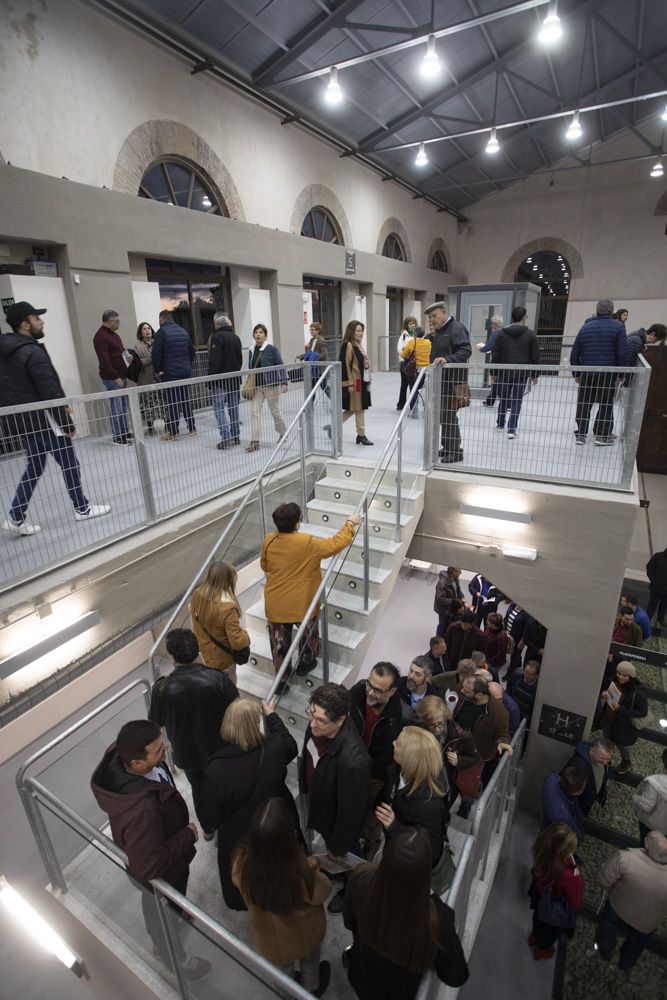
xmin=303 ymin=276 xmax=341 ymax=359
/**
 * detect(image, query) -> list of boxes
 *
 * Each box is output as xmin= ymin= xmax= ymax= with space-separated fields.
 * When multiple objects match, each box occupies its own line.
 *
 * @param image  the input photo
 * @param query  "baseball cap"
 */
xmin=5 ymin=301 xmax=47 ymax=328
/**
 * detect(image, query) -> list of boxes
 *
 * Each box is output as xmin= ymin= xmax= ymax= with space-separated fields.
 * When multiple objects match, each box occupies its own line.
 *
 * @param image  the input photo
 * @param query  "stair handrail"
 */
xmin=267 ymin=370 xmax=428 ymax=701
xmin=148 ymin=362 xmax=337 ymax=682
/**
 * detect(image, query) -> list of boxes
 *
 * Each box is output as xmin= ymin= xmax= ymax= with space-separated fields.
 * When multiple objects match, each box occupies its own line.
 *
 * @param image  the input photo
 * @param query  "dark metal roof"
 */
xmin=91 ymin=0 xmax=667 ymax=220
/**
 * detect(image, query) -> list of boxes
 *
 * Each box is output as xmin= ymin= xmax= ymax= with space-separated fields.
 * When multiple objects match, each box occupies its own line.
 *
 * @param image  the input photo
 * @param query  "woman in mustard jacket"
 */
xmin=261 ymin=501 xmax=361 ymax=692
xmin=400 ymin=326 xmax=430 ymax=416
xmin=190 ymin=561 xmax=250 ymax=685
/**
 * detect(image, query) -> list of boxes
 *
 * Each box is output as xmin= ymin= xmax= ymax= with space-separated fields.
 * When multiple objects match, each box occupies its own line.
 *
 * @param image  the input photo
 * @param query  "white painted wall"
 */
xmin=233 ymin=288 xmax=273 ymax=350
xmin=130 ymin=279 xmax=160 ymax=332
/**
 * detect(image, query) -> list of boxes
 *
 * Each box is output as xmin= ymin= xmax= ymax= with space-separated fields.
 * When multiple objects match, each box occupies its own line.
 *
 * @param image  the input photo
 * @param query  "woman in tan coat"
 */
xmin=261 ymin=501 xmax=361 ymax=693
xmin=232 ymin=797 xmax=331 ymax=996
xmin=339 ymin=320 xmax=373 ymax=445
xmin=190 ymin=562 xmax=249 ymax=686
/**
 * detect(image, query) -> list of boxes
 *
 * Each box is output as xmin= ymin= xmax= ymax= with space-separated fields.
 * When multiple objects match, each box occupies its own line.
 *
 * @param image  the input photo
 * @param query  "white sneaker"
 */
xmin=74 ymin=504 xmax=111 ymax=521
xmin=2 ymin=517 xmax=41 ymax=536
xmin=508 ymin=432 xmax=518 ymax=439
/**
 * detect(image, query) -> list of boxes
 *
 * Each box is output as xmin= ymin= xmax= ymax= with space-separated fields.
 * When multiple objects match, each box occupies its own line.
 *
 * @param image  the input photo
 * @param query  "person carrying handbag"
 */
xmin=190 ymin=562 xmax=250 ymax=686
xmin=528 ymin=824 xmax=583 ymax=960
xmin=245 ymin=324 xmax=287 ymax=452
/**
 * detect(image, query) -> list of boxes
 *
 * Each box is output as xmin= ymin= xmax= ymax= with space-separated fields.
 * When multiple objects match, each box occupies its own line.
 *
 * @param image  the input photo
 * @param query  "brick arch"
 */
xmin=427 ymin=236 xmax=452 ymax=271
xmin=290 ymin=184 xmax=352 ymax=246
xmin=376 ymin=216 xmax=412 ymax=263
xmin=501 ymin=237 xmax=584 ymax=282
xmin=113 ymin=119 xmax=245 ymax=221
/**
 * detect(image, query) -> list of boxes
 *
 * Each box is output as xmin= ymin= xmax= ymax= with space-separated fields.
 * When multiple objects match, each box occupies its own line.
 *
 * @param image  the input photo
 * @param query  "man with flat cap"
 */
xmin=0 ymin=301 xmax=110 ymax=535
xmin=425 ymin=299 xmax=472 ymax=463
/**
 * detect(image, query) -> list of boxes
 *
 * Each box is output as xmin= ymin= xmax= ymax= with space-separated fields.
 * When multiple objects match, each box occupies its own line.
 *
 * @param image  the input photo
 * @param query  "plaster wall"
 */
xmin=407 ymin=470 xmax=638 ymax=798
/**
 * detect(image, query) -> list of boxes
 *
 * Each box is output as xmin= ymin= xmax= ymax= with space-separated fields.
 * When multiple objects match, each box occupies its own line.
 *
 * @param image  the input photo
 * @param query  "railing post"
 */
xmin=395 ymin=424 xmax=403 ymax=542
xmin=620 ymin=361 xmax=650 ymax=489
xmin=303 ymin=362 xmax=315 ymax=455
xmin=331 ymin=362 xmax=343 ymax=458
xmin=257 ymin=478 xmax=267 ymax=540
xmin=422 ymin=367 xmax=433 ymax=471
xmin=320 ymin=599 xmax=330 ymax=683
xmin=154 ymin=888 xmax=190 ymax=998
xmin=127 ymin=388 xmax=157 ymax=521
xmin=299 ymin=413 xmax=309 ymax=522
xmin=18 ymin=786 xmax=67 ymax=893
xmin=363 ymin=496 xmax=370 ymax=611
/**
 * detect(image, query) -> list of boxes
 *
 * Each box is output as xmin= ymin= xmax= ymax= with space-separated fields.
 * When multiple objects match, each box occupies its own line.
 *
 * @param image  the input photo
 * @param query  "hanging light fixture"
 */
xmin=565 ymin=111 xmax=582 ymax=140
xmin=661 ymin=104 xmax=667 ymax=122
xmin=538 ymin=7 xmax=563 ymax=45
xmin=201 ymin=195 xmax=212 ymax=208
xmin=415 ymin=142 xmax=428 ymax=166
xmin=650 ymin=158 xmax=664 ymax=178
xmin=325 ymin=66 xmax=343 ymax=105
xmin=486 ymin=127 xmax=500 ymax=154
xmin=421 ymin=35 xmax=441 ymax=78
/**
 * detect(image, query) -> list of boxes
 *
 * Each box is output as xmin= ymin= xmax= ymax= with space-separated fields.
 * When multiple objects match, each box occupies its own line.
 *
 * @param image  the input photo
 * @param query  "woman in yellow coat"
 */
xmin=190 ymin=562 xmax=250 ymax=686
xmin=400 ymin=325 xmax=431 ymax=416
xmin=261 ymin=501 xmax=361 ymax=693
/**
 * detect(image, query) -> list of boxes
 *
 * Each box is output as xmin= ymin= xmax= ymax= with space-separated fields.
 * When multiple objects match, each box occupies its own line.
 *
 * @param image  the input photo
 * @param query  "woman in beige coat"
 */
xmin=232 ymin=797 xmax=331 ymax=997
xmin=190 ymin=561 xmax=249 ymax=685
xmin=135 ymin=321 xmax=159 ymax=434
xmin=338 ymin=320 xmax=373 ymax=445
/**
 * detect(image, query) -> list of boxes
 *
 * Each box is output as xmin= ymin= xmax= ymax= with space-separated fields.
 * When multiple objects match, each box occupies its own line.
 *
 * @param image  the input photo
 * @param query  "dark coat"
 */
xmin=208 ymin=324 xmax=243 ymax=389
xmin=491 ymin=323 xmax=539 ymax=377
xmin=564 ymin=740 xmax=610 ymax=816
xmin=503 ymin=603 xmax=527 ymax=640
xmin=249 ymin=343 xmax=287 ymax=387
xmin=570 ymin=315 xmax=627 ymax=368
xmin=433 ymin=570 xmax=463 ymax=615
xmin=440 ymin=719 xmax=480 ymax=791
xmin=429 ymin=318 xmax=472 ymax=384
xmin=625 ymin=328 xmax=646 ymax=367
xmin=148 ymin=663 xmax=238 ymax=770
xmin=382 ymin=763 xmax=449 ymax=866
xmin=523 ymin=615 xmax=547 ymax=660
xmin=397 ymin=677 xmax=441 ymax=714
xmin=152 ymin=321 xmax=195 ymax=380
xmin=91 ymin=745 xmax=196 ymax=885
xmin=349 ymin=681 xmax=404 ymax=781
xmin=502 ymin=692 xmax=521 ymax=737
xmin=604 ymin=680 xmax=648 ymax=747
xmin=484 ymin=627 xmax=509 ymax=668
xmin=444 ymin=622 xmax=486 ymax=669
xmin=343 ymin=876 xmax=469 ymax=999
xmin=93 ymin=324 xmax=127 ymax=380
xmin=647 ymin=550 xmax=667 ymax=595
xmin=507 ymin=672 xmax=539 ymax=723
xmin=301 ymin=717 xmax=371 ymax=856
xmin=200 ymin=713 xmax=298 ymax=909
xmin=0 ymin=333 xmax=75 ymax=435
xmin=453 ymin=695 xmax=509 ymax=761
xmin=541 ymin=773 xmax=584 ymax=845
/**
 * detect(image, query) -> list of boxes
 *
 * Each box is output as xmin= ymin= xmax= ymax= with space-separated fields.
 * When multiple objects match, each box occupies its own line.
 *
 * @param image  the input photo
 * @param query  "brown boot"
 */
xmin=245 ymin=440 xmax=259 ymax=452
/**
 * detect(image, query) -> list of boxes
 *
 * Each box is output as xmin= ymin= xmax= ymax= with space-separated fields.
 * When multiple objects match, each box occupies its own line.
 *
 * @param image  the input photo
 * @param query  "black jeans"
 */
xmin=597 ymin=900 xmax=650 ymax=968
xmin=647 ymin=589 xmax=667 ymax=624
xmin=164 ymin=383 xmax=195 ymax=435
xmin=575 ymin=372 xmax=616 ymax=438
xmin=439 ymin=390 xmax=462 ymax=456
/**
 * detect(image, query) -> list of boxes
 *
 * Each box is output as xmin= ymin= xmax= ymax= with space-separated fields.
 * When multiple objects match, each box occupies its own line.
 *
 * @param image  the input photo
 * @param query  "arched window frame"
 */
xmin=430 ymin=249 xmax=448 ymax=272
xmin=139 ymin=157 xmax=225 ymax=215
xmin=382 ymin=233 xmax=406 ymax=261
xmin=300 ymin=206 xmax=342 ymax=244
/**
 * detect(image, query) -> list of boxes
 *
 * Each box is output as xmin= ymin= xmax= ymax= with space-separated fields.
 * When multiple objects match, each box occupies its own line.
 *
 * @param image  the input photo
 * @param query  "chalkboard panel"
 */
xmin=538 ymin=704 xmax=587 ymax=746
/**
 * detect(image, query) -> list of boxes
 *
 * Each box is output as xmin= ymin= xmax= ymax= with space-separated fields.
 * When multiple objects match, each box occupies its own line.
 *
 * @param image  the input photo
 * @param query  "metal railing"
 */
xmin=422 ymin=357 xmax=650 ymax=491
xmin=147 ymin=362 xmax=339 ymax=682
xmin=0 ymin=362 xmax=334 ymax=589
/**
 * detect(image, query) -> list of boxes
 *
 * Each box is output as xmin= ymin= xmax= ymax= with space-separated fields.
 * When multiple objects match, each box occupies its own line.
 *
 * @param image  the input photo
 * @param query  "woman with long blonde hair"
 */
xmin=375 ymin=726 xmax=452 ymax=894
xmin=190 ymin=561 xmax=249 ymax=685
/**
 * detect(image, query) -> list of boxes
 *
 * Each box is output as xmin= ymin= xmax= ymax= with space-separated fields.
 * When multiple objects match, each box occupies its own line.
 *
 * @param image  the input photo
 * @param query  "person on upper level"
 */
xmin=569 ymin=298 xmax=627 ymax=446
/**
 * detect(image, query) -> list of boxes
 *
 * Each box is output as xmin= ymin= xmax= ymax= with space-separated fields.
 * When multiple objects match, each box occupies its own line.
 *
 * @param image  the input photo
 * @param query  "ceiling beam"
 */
xmin=592 ymin=11 xmax=667 ymax=87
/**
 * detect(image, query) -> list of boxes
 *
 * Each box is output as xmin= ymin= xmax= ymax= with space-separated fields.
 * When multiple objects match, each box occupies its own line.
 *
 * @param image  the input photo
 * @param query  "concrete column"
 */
xmin=260 ymin=270 xmax=304 ymax=360
xmin=364 ymin=286 xmax=387 ymax=370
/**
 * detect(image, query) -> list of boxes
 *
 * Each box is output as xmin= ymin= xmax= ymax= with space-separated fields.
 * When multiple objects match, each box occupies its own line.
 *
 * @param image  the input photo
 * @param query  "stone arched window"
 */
xmin=430 ymin=249 xmax=448 ymax=272
xmin=301 ymin=206 xmax=342 ymax=244
xmin=382 ymin=233 xmax=406 ymax=261
xmin=501 ymin=237 xmax=584 ymax=283
xmin=139 ymin=158 xmax=226 ymax=214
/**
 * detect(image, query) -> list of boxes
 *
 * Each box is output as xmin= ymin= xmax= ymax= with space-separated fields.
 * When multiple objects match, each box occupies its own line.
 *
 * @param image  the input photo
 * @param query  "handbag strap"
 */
xmin=192 ymin=609 xmax=234 ymax=656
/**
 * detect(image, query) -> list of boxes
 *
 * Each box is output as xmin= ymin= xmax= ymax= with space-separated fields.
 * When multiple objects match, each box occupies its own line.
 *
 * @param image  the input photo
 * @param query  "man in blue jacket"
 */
xmin=569 ymin=299 xmax=627 ymax=446
xmin=563 ymin=737 xmax=613 ymax=816
xmin=542 ymin=767 xmax=586 ymax=845
xmin=152 ymin=310 xmax=196 ymax=441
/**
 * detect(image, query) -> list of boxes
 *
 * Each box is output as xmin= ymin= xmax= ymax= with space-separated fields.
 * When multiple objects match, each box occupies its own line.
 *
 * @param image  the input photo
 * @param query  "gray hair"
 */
xmin=645 ymin=831 xmax=667 ymax=864
xmin=102 ymin=309 xmax=119 ymax=323
xmin=470 ymin=651 xmax=486 ymax=665
xmin=596 ymin=298 xmax=614 ymax=316
xmin=456 ymin=659 xmax=477 ymax=680
xmin=214 ymin=311 xmax=232 ymax=328
xmin=411 ymin=655 xmax=433 ymax=676
xmin=490 ymin=314 xmax=504 ymax=326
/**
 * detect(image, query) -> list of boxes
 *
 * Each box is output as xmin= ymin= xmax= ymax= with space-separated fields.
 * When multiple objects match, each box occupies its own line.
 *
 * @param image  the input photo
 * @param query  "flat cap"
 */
xmin=424 ymin=300 xmax=448 ymax=315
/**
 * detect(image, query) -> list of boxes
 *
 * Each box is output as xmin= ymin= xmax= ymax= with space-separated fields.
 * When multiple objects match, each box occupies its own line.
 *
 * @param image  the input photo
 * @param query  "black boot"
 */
xmin=356 ymin=435 xmax=373 ymax=446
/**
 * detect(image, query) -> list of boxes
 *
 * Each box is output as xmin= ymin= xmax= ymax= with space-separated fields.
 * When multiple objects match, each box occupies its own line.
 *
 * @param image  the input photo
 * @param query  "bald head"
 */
xmin=488 ymin=681 xmax=504 ymax=701
xmin=645 ymin=831 xmax=667 ymax=864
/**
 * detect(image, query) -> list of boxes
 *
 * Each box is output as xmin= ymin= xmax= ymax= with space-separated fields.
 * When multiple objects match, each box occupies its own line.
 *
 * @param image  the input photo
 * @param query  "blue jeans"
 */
xmin=102 ymin=378 xmax=129 ymax=439
xmin=164 ymin=383 xmax=195 ymax=436
xmin=10 ymin=430 xmax=89 ymax=521
xmin=597 ymin=900 xmax=650 ymax=968
xmin=496 ymin=380 xmax=526 ymax=432
xmin=212 ymin=386 xmax=240 ymax=440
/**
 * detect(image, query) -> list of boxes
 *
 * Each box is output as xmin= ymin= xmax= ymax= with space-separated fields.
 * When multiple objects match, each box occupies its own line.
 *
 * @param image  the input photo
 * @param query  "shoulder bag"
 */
xmin=536 ymin=882 xmax=576 ymax=928
xmin=192 ymin=609 xmax=250 ymax=665
xmin=401 ymin=337 xmax=418 ymax=380
xmin=451 ymin=383 xmax=471 ymax=409
xmin=430 ymin=839 xmax=456 ymax=896
xmin=242 ymin=351 xmax=262 ymax=400
xmin=630 ymin=689 xmax=653 ymax=730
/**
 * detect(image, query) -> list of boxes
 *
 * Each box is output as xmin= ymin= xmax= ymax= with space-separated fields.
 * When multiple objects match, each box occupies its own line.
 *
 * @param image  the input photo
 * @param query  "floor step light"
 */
xmin=0 ymin=877 xmax=85 ymax=976
xmin=501 ymin=543 xmax=538 ymax=561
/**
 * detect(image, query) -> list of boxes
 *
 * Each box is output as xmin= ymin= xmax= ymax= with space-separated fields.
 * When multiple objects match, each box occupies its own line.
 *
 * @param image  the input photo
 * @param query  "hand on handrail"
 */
xmin=262 ymin=697 xmax=277 ymax=716
xmin=347 ymin=513 xmax=362 ymax=526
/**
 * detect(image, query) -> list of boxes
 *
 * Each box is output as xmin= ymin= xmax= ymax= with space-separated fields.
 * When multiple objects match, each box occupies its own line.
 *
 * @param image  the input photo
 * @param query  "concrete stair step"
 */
xmin=325 ymin=457 xmax=427 ymax=488
xmin=306 ymin=497 xmax=414 ymax=534
xmin=236 ymin=659 xmax=352 ymax=734
xmin=299 ymin=523 xmax=402 ymax=569
xmin=244 ymin=628 xmax=361 ymax=687
xmin=314 ymin=476 xmax=422 ymax=515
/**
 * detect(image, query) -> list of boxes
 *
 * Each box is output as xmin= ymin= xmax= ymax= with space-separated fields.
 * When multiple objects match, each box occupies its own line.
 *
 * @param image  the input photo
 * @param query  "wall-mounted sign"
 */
xmin=1 ymin=296 xmax=15 ymax=319
xmin=610 ymin=643 xmax=666 ymax=668
xmin=345 ymin=250 xmax=356 ymax=275
xmin=537 ymin=704 xmax=587 ymax=747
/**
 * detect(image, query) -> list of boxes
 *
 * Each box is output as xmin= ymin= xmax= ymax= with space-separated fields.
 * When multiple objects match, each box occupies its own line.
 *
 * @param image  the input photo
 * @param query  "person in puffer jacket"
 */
xmin=491 ymin=305 xmax=539 ymax=439
xmin=569 ymin=299 xmax=627 ymax=446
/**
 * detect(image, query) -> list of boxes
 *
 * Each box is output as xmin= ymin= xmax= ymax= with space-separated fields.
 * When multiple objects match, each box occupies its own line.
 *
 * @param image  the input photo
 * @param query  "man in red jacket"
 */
xmin=93 ymin=308 xmax=132 ymax=445
xmin=91 ymin=719 xmax=210 ymax=981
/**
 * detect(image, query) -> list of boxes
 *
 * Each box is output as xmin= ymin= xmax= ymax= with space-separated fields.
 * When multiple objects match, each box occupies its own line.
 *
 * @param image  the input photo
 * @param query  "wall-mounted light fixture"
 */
xmin=0 ymin=877 xmax=85 ymax=976
xmin=459 ymin=503 xmax=532 ymax=525
xmin=0 ymin=610 xmax=100 ymax=680
xmin=501 ymin=543 xmax=538 ymax=561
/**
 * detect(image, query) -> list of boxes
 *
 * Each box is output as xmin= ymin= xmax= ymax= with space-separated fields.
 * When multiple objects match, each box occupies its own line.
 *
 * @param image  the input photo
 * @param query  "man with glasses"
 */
xmin=301 ymin=683 xmax=371 ymax=914
xmin=350 ymin=663 xmax=404 ymax=860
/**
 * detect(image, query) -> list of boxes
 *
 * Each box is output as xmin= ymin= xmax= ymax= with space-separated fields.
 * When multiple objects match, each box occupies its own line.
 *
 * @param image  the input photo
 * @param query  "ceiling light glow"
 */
xmin=650 ymin=159 xmax=664 ymax=178
xmin=661 ymin=105 xmax=667 ymax=123
xmin=325 ymin=66 xmax=343 ymax=105
xmin=538 ymin=11 xmax=563 ymax=45
xmin=415 ymin=142 xmax=428 ymax=167
xmin=565 ymin=110 xmax=582 ymax=140
xmin=486 ymin=127 xmax=500 ymax=154
xmin=421 ymin=35 xmax=442 ymax=78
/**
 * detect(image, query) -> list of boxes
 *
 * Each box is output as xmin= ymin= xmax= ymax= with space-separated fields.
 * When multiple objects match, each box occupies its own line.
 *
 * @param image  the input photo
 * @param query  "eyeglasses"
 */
xmin=428 ymin=721 xmax=446 ymax=732
xmin=365 ymin=679 xmax=392 ymax=697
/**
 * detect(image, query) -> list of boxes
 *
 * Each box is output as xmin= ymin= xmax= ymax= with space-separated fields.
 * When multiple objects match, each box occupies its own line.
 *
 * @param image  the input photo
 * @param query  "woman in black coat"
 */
xmin=343 ymin=827 xmax=468 ymax=1000
xmin=200 ymin=697 xmax=299 ymax=909
xmin=600 ymin=661 xmax=648 ymax=774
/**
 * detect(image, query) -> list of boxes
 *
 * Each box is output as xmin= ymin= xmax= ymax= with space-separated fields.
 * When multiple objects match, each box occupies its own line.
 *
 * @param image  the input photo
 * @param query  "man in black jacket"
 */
xmin=301 ymin=683 xmax=371 ymax=912
xmin=563 ymin=737 xmax=613 ymax=816
xmin=149 ymin=628 xmax=238 ymax=831
xmin=491 ymin=305 xmax=539 ymax=439
xmin=425 ymin=300 xmax=472 ymax=464
xmin=1 ymin=301 xmax=110 ymax=535
xmin=208 ymin=311 xmax=243 ymax=449
xmin=349 ymin=662 xmax=403 ymax=859
xmin=434 ymin=566 xmax=464 ymax=637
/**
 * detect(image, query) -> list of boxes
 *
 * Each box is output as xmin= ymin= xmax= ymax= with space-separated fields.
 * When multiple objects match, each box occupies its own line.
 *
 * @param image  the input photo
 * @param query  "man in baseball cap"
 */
xmin=0 ymin=301 xmax=111 ymax=535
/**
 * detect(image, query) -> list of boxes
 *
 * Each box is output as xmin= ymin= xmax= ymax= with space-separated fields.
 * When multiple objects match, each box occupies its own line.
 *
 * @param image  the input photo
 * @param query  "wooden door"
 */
xmin=637 ymin=347 xmax=667 ymax=474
